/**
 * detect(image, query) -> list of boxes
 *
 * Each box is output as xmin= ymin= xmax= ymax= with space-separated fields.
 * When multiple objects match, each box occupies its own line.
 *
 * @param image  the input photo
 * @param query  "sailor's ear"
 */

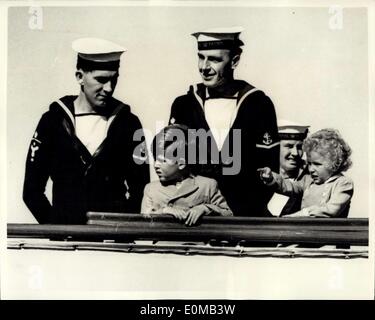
xmin=75 ymin=70 xmax=84 ymax=85
xmin=231 ymin=54 xmax=241 ymax=70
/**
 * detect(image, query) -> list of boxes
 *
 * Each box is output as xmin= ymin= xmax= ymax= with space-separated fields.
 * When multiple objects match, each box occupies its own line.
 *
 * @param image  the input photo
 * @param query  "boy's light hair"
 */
xmin=303 ymin=128 xmax=352 ymax=174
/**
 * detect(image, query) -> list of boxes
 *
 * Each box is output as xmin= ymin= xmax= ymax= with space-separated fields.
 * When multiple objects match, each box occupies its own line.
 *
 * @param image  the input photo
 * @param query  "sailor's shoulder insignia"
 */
xmin=31 ymin=131 xmax=42 ymax=144
xmin=262 ymin=132 xmax=273 ymax=145
xmin=256 ymin=132 xmax=279 ymax=150
xmin=29 ymin=131 xmax=42 ymax=162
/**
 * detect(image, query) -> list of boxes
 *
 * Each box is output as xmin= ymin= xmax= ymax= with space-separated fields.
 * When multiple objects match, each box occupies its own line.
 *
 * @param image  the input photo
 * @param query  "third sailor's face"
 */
xmin=280 ymin=140 xmax=304 ymax=174
xmin=80 ymin=70 xmax=119 ymax=109
xmin=197 ymin=49 xmax=233 ymax=88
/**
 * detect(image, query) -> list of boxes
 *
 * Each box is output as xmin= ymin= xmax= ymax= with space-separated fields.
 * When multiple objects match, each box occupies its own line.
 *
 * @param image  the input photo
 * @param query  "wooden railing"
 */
xmin=7 ymin=212 xmax=368 ymax=247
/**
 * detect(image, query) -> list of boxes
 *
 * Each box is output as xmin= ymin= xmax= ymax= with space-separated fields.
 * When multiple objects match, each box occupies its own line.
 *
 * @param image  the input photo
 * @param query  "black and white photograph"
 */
xmin=0 ymin=0 xmax=374 ymax=302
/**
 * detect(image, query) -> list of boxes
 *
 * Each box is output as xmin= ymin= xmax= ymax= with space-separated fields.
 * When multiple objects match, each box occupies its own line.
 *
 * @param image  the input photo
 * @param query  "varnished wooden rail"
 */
xmin=7 ymin=213 xmax=368 ymax=246
xmin=87 ymin=212 xmax=368 ymax=226
xmin=87 ymin=212 xmax=368 ymax=231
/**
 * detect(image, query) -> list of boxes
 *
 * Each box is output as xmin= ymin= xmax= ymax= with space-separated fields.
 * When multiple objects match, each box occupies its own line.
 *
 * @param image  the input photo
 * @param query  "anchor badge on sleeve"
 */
xmin=30 ymin=131 xmax=41 ymax=162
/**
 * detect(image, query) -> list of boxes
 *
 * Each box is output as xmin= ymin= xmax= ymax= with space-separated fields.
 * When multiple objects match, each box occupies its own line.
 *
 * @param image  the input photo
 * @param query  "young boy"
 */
xmin=141 ymin=124 xmax=233 ymax=225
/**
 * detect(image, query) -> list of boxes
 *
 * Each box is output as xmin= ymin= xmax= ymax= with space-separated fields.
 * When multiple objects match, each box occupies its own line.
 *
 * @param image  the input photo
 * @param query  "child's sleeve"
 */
xmin=304 ymin=178 xmax=354 ymax=217
xmin=272 ymin=173 xmax=305 ymax=196
xmin=140 ymin=184 xmax=155 ymax=214
xmin=204 ymin=180 xmax=233 ymax=216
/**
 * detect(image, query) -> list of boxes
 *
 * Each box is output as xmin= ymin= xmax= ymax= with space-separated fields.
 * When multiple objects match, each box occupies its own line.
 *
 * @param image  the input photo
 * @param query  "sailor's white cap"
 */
xmin=278 ymin=119 xmax=309 ymax=140
xmin=72 ymin=37 xmax=126 ymax=70
xmin=191 ymin=26 xmax=244 ymax=50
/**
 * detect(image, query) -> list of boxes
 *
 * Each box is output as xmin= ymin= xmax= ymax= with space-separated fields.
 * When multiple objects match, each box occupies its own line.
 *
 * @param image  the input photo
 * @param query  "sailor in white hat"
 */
xmin=23 ymin=38 xmax=150 ymax=224
xmin=191 ymin=26 xmax=244 ymax=92
xmin=278 ymin=119 xmax=309 ymax=180
xmin=168 ymin=27 xmax=279 ymax=217
xmin=72 ymin=37 xmax=126 ymax=112
xmin=71 ymin=38 xmax=126 ymax=155
xmin=267 ymin=119 xmax=309 ymax=216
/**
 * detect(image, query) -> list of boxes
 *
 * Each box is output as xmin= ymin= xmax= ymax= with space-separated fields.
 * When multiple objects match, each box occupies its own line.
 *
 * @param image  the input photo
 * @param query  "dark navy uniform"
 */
xmin=169 ymin=80 xmax=279 ymax=217
xmin=23 ymin=95 xmax=150 ymax=224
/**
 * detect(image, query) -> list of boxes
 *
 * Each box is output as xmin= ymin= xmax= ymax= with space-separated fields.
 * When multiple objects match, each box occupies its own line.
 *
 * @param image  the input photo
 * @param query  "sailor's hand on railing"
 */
xmin=257 ymin=167 xmax=274 ymax=184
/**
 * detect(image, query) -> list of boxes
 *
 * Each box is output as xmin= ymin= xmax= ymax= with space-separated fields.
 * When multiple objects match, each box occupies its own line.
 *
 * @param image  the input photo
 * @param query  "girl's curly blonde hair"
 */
xmin=303 ymin=128 xmax=352 ymax=174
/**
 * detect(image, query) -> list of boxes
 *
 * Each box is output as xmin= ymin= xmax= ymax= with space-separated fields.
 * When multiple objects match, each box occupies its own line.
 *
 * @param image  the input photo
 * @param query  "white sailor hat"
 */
xmin=278 ymin=119 xmax=309 ymax=140
xmin=191 ymin=26 xmax=244 ymax=50
xmin=72 ymin=37 xmax=127 ymax=70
